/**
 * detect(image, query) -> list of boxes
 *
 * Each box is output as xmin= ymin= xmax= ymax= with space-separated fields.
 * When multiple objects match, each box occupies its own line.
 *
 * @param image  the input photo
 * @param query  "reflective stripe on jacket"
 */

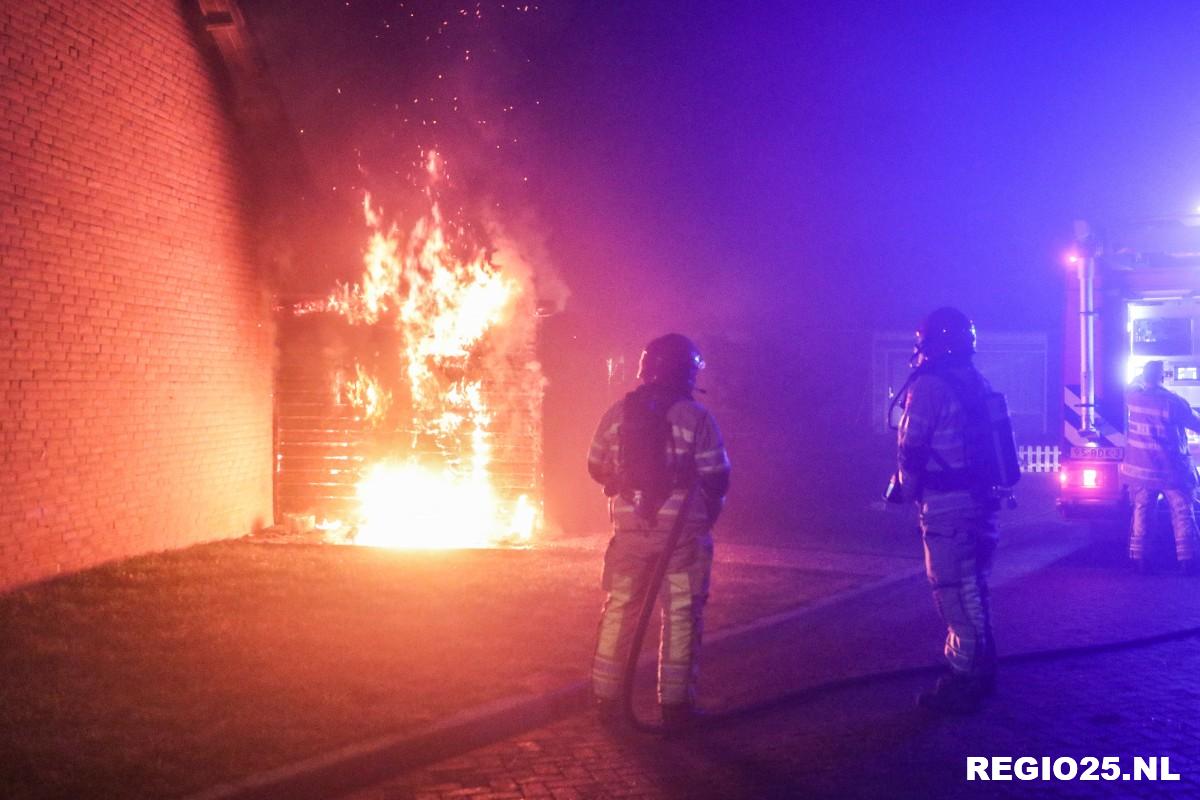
xmin=1121 ymin=384 xmax=1199 ymax=489
xmin=588 ymin=396 xmax=730 ymax=533
xmin=897 ymin=363 xmax=990 ymax=526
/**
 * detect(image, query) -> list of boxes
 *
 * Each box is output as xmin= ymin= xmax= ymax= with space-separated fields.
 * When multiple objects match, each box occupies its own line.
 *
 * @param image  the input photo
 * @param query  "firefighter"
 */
xmin=1121 ymin=360 xmax=1200 ymax=573
xmin=895 ymin=307 xmax=999 ymax=714
xmin=587 ymin=333 xmax=730 ymax=732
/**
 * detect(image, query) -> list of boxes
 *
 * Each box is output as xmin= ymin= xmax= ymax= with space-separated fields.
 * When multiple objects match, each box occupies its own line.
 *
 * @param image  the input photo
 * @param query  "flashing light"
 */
xmin=1081 ymin=468 xmax=1099 ymax=489
xmin=1065 ymin=252 xmax=1080 ymax=266
xmin=1059 ymin=469 xmax=1068 ymax=486
xmin=1126 ymin=356 xmax=1144 ymax=385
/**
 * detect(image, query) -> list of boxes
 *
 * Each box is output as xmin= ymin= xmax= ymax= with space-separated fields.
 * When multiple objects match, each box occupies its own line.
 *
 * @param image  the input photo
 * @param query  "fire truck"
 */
xmin=1058 ymin=214 xmax=1200 ymax=520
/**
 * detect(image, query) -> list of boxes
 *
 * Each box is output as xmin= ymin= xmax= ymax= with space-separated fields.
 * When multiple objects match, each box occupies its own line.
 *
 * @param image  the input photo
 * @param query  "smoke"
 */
xmin=234 ymin=0 xmax=565 ymax=299
xmin=487 ymin=208 xmax=570 ymax=317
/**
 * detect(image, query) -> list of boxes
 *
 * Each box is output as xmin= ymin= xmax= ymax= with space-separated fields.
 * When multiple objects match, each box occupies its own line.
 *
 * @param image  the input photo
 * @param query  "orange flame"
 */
xmin=317 ymin=152 xmax=539 ymax=548
xmin=346 ymin=364 xmax=391 ymax=426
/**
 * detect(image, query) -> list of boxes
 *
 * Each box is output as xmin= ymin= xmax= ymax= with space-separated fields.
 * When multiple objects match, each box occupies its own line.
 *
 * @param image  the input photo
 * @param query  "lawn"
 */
xmin=0 ymin=539 xmax=866 ymax=799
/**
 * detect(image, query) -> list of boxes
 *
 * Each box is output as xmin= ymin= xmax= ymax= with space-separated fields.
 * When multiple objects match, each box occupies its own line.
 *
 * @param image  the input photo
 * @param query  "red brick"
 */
xmin=1 ymin=1 xmax=274 ymax=590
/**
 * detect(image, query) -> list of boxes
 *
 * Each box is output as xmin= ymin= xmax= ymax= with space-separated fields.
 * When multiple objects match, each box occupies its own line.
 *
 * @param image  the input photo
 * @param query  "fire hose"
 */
xmin=618 ymin=484 xmax=1200 ymax=733
xmin=711 ymin=620 xmax=1200 ymax=727
xmin=620 ymin=482 xmax=701 ymax=734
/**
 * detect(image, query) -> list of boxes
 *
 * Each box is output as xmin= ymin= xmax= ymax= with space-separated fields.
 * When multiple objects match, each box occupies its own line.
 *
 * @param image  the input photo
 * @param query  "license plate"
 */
xmin=1069 ymin=446 xmax=1123 ymax=460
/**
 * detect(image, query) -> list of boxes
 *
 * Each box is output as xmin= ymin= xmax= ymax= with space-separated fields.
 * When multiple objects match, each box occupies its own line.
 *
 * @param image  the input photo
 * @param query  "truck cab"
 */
xmin=1058 ymin=215 xmax=1200 ymax=520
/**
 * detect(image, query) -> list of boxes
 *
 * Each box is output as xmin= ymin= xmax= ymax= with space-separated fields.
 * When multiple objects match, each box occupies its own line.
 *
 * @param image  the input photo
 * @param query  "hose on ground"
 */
xmin=619 ymin=507 xmax=1200 ymax=732
xmin=711 ymin=620 xmax=1200 ymax=726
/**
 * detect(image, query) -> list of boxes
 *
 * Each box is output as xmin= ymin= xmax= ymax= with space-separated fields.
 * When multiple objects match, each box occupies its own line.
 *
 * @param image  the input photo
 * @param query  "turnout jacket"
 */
xmin=897 ymin=361 xmax=992 ymax=527
xmin=1121 ymin=381 xmax=1200 ymax=489
xmin=587 ymin=393 xmax=730 ymax=534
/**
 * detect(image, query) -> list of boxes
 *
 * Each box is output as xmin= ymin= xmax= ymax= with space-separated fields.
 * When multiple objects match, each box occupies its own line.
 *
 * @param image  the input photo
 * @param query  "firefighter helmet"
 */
xmin=637 ymin=333 xmax=705 ymax=391
xmin=915 ymin=307 xmax=976 ymax=362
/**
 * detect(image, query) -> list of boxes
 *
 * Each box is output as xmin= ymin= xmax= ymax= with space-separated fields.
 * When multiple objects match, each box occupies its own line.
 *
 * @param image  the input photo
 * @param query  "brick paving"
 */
xmin=340 ymin=530 xmax=1200 ymax=800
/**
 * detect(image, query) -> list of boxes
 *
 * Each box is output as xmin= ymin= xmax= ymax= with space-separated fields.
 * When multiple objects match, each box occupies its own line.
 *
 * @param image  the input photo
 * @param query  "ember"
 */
xmin=288 ymin=152 xmax=543 ymax=549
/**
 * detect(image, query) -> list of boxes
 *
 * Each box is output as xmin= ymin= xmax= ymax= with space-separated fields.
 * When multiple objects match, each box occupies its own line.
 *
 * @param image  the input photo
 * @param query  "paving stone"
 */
xmin=341 ymin=532 xmax=1200 ymax=799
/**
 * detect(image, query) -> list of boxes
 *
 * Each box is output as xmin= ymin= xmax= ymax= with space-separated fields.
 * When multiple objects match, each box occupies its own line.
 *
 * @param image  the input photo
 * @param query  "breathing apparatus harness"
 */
xmin=885 ymin=344 xmax=972 ymax=433
xmin=886 ymin=356 xmax=1019 ymax=506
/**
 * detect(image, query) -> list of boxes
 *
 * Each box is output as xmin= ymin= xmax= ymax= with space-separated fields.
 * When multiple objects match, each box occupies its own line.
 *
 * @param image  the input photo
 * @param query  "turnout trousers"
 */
xmin=1130 ymin=485 xmax=1198 ymax=562
xmin=921 ymin=501 xmax=999 ymax=678
xmin=591 ymin=529 xmax=713 ymax=706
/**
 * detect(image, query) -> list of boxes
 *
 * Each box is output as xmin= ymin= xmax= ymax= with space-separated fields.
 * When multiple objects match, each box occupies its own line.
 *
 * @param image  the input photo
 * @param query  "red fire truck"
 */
xmin=1058 ymin=214 xmax=1200 ymax=520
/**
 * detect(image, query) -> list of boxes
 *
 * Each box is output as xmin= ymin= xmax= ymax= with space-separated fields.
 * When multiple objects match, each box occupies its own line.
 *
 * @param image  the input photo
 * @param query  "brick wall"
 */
xmin=0 ymin=1 xmax=275 ymax=590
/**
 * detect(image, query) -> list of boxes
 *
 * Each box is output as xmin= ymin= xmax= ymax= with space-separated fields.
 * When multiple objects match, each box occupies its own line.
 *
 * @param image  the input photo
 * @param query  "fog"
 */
xmin=239 ymin=0 xmax=1200 ymax=540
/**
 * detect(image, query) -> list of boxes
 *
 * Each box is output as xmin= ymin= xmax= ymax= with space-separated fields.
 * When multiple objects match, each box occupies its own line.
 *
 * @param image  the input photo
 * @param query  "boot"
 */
xmin=917 ymin=672 xmax=987 ymax=715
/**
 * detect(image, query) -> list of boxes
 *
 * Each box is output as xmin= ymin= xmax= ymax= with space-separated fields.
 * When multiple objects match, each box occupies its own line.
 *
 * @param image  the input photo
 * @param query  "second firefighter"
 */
xmin=895 ymin=307 xmax=1004 ymax=714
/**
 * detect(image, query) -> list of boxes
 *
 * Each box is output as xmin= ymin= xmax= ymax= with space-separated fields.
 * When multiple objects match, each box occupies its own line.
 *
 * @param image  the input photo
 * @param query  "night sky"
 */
xmin=239 ymin=0 xmax=1200 ymax=536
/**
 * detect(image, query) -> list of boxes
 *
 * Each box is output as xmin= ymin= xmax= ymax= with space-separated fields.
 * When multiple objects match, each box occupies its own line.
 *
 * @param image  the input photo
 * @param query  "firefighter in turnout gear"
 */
xmin=587 ymin=334 xmax=730 ymax=732
xmin=1121 ymin=360 xmax=1200 ymax=573
xmin=896 ymin=307 xmax=999 ymax=714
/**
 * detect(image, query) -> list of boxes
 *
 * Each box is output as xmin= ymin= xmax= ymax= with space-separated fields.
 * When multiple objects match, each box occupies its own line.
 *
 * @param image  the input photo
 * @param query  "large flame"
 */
xmin=352 ymin=462 xmax=533 ymax=549
xmin=311 ymin=152 xmax=539 ymax=549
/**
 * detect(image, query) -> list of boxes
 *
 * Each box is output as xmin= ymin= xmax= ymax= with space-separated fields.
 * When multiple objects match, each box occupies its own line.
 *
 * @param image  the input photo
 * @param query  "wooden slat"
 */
xmin=274 ymin=312 xmax=542 ymax=518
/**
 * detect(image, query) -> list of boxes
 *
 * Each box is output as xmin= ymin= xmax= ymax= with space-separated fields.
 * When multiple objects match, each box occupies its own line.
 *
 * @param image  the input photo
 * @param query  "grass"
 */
xmin=0 ymin=539 xmax=868 ymax=799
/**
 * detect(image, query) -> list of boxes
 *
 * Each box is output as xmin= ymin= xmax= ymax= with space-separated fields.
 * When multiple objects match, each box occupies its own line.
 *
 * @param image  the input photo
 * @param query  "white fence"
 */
xmin=1019 ymin=445 xmax=1060 ymax=473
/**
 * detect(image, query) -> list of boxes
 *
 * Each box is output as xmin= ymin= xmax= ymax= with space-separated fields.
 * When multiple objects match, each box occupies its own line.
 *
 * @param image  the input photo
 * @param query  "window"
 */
xmin=1132 ymin=318 xmax=1193 ymax=356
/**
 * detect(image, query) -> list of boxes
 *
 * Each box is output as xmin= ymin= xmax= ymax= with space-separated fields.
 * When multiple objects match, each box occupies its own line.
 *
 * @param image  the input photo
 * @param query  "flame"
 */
xmin=352 ymin=462 xmax=531 ymax=549
xmin=311 ymin=152 xmax=539 ymax=549
xmin=346 ymin=364 xmax=391 ymax=425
